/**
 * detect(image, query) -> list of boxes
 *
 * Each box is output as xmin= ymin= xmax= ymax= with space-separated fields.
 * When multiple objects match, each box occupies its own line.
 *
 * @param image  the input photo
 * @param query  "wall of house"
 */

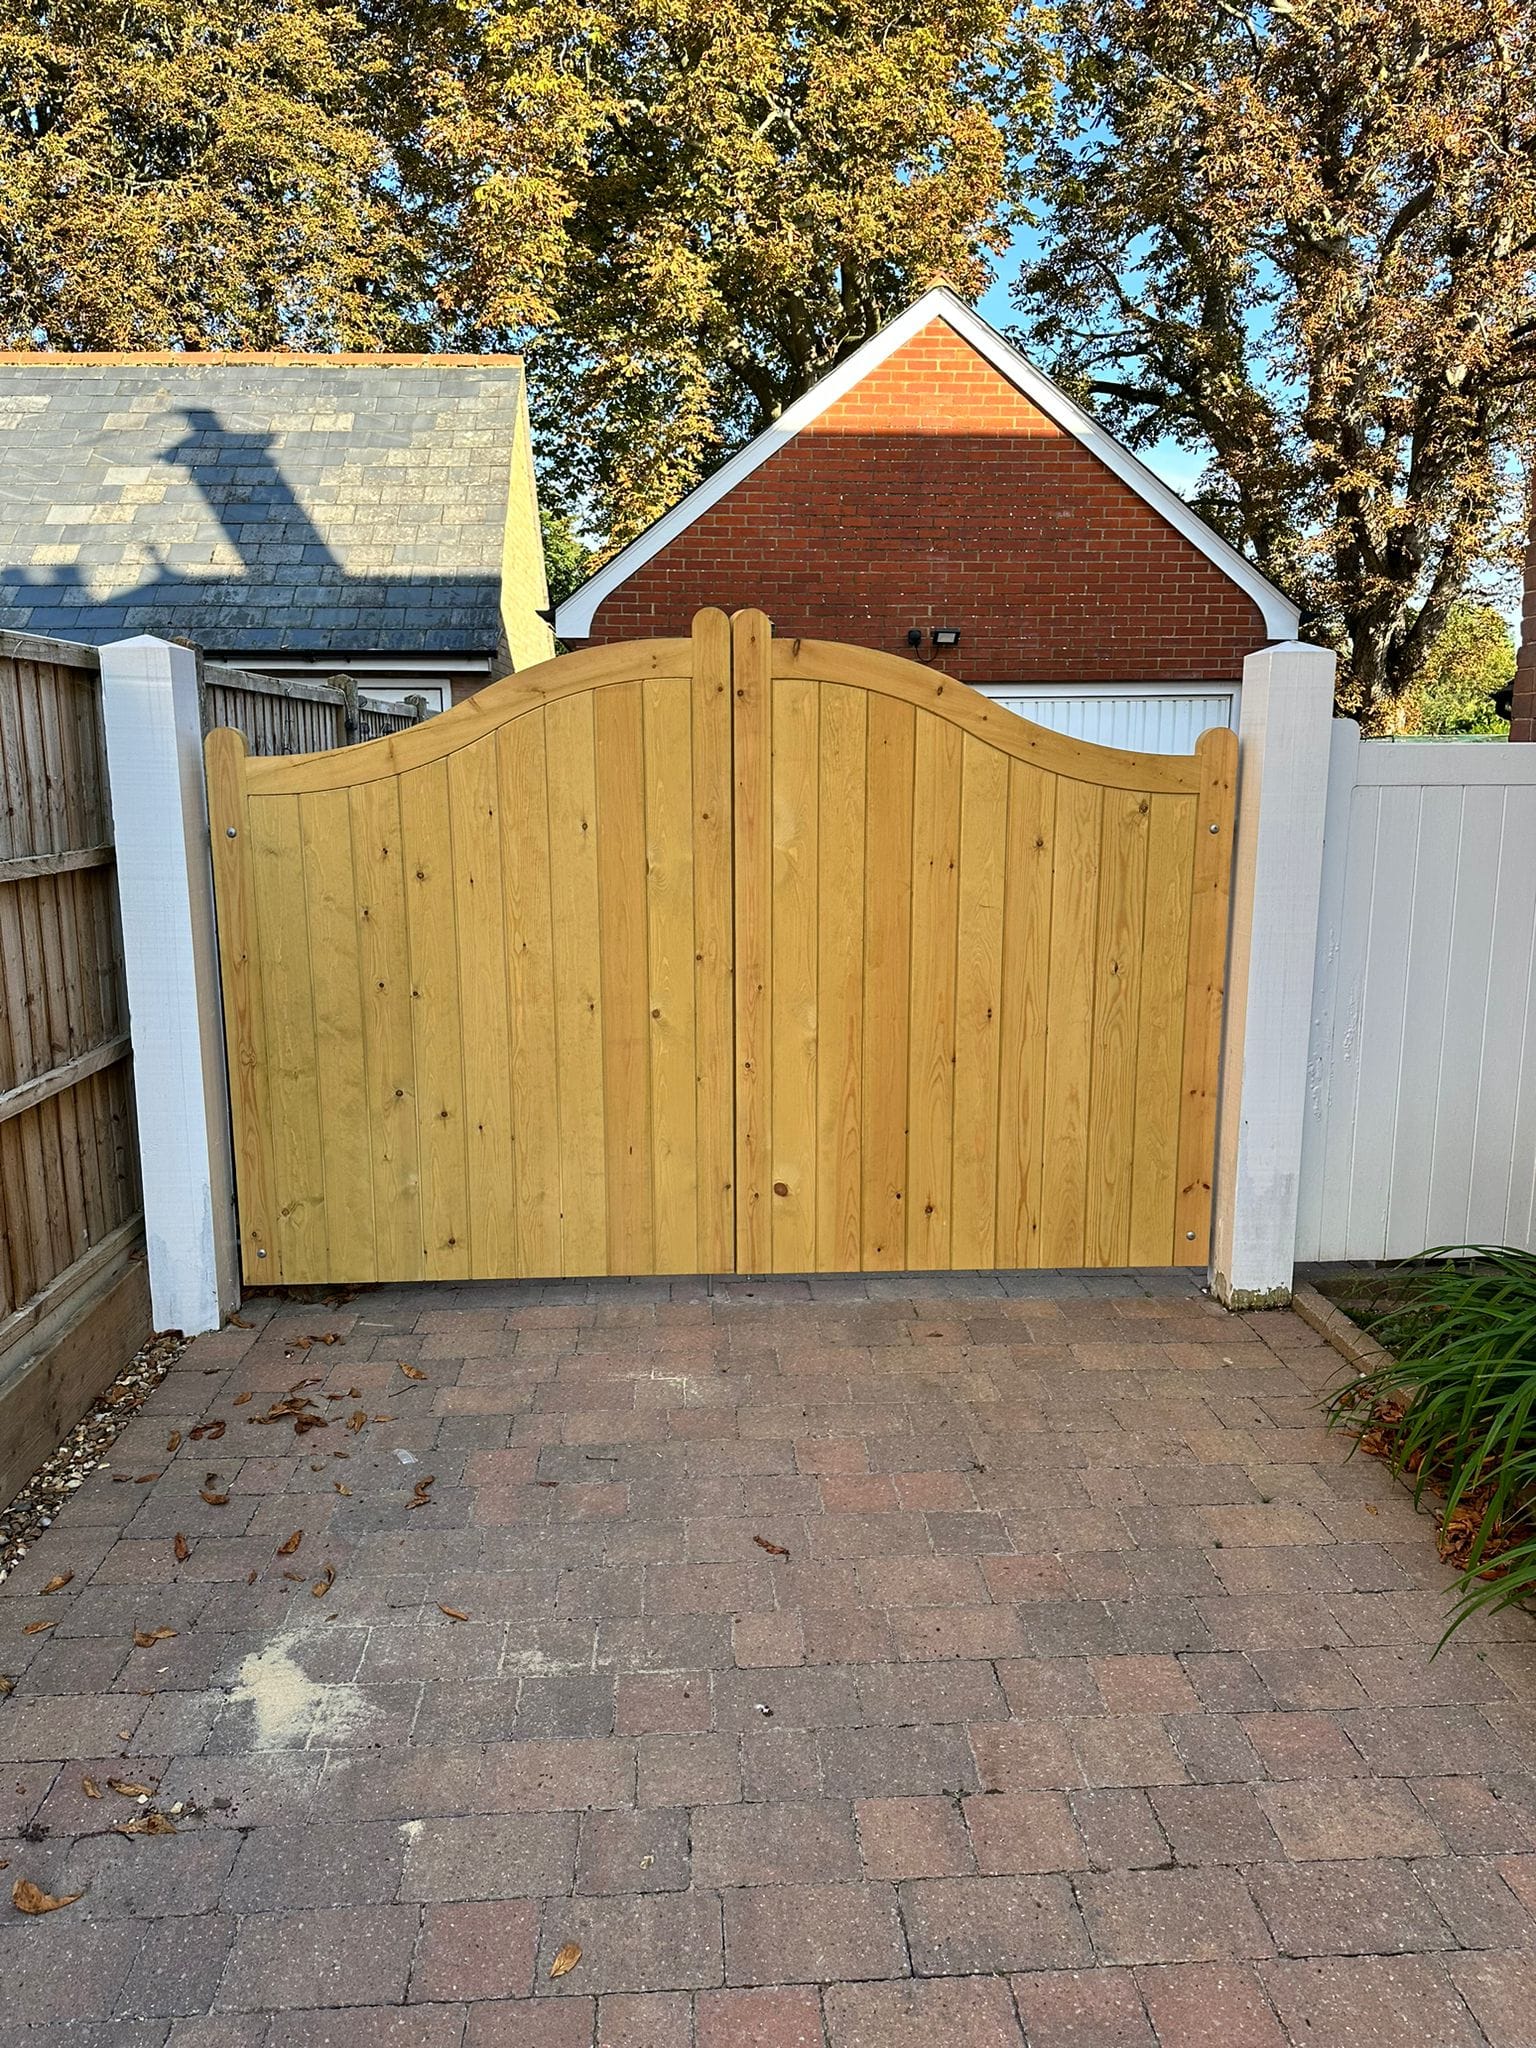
xmin=1514 ymin=508 xmax=1535 ymax=743
xmin=582 ymin=320 xmax=1269 ymax=684
xmin=1297 ymin=727 xmax=1536 ymax=1260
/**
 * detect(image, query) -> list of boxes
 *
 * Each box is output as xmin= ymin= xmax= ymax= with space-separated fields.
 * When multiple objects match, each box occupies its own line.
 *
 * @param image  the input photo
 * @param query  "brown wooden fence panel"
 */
xmin=0 ymin=633 xmax=143 ymax=1367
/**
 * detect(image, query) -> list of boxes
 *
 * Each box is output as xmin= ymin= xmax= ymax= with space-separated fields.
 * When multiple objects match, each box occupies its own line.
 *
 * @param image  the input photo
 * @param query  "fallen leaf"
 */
xmin=277 ymin=1531 xmax=304 ymax=1557
xmin=282 ymin=1571 xmax=305 ymax=1582
xmin=347 ymin=1410 xmax=367 ymax=1433
xmin=107 ymin=1780 xmax=155 ymax=1798
xmin=0 ymin=1676 xmax=14 ymax=1697
xmin=437 ymin=1604 xmax=470 ymax=1623
xmin=318 ymin=1333 xmax=342 ymax=1345
xmin=190 ymin=1421 xmax=226 ymax=1443
xmin=548 ymin=1941 xmax=582 ymax=1979
xmin=165 ymin=1431 xmax=182 ymax=1454
xmin=116 ymin=1812 xmax=177 ymax=1836
xmin=133 ymin=1628 xmax=177 ymax=1648
xmin=233 ymin=1391 xmax=253 ymax=1407
xmin=173 ymin=1533 xmax=190 ymax=1564
xmin=246 ymin=1569 xmax=258 ymax=1585
xmin=135 ymin=1474 xmax=159 ymax=1484
xmin=752 ymin=1535 xmax=791 ymax=1558
xmin=82 ymin=1777 xmax=101 ymax=1799
xmin=373 ymin=1413 xmax=395 ymax=1422
xmin=348 ymin=1387 xmax=361 ymax=1399
xmin=229 ymin=1314 xmax=253 ymax=1328
xmin=408 ymin=1476 xmax=437 ymax=1510
xmin=311 ymin=1566 xmax=336 ymax=1598
xmin=11 ymin=1878 xmax=82 ymax=1915
xmin=399 ymin=1363 xmax=427 ymax=1381
xmin=22 ymin=1621 xmax=56 ymax=1635
xmin=200 ymin=1490 xmax=229 ymax=1507
xmin=334 ymin=1482 xmax=352 ymax=1496
xmin=1364 ymin=1503 xmax=1379 ymax=1516
xmin=40 ymin=1573 xmax=72 ymax=1595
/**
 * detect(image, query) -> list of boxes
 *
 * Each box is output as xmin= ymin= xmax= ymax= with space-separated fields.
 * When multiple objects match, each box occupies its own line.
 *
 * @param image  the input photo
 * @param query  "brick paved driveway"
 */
xmin=3 ymin=1271 xmax=1535 ymax=2047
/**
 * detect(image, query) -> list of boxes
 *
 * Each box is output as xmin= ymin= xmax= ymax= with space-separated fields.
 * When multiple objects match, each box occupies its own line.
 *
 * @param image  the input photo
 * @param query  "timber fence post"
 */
xmin=100 ymin=635 xmax=239 ymax=1334
xmin=1209 ymin=640 xmax=1338 ymax=1307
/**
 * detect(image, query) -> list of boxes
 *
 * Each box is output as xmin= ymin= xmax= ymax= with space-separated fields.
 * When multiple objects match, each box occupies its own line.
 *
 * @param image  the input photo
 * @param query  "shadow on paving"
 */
xmin=2 ymin=1269 xmax=1535 ymax=2046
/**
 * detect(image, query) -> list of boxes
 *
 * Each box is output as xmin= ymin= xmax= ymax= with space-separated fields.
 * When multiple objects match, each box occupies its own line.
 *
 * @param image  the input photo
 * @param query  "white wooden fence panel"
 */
xmin=979 ymin=686 xmax=1237 ymax=754
xmin=1299 ymin=734 xmax=1536 ymax=1259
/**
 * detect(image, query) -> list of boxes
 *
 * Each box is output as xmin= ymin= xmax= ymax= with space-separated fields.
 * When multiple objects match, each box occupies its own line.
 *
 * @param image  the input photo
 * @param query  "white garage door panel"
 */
xmin=979 ymin=687 xmax=1239 ymax=755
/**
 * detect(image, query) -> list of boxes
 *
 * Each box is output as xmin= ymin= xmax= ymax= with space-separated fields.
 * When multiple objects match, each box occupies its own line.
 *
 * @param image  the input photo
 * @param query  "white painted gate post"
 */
xmin=1210 ymin=641 xmax=1338 ymax=1306
xmin=100 ymin=635 xmax=239 ymax=1334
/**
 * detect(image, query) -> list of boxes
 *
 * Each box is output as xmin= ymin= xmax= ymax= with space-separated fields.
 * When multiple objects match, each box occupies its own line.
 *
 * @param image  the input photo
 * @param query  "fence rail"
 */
xmin=201 ymin=662 xmax=424 ymax=757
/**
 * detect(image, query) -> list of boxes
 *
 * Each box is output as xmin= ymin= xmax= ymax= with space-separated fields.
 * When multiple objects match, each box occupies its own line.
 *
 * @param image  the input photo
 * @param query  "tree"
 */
xmin=1015 ymin=0 xmax=1536 ymax=726
xmin=0 ymin=0 xmax=430 ymax=349
xmin=541 ymin=507 xmax=593 ymax=610
xmin=414 ymin=0 xmax=1052 ymax=543
xmin=1405 ymin=599 xmax=1515 ymax=733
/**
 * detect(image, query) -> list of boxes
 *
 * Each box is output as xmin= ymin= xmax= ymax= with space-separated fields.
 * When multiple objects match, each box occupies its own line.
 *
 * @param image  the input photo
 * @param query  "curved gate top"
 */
xmin=208 ymin=609 xmax=1235 ymax=1285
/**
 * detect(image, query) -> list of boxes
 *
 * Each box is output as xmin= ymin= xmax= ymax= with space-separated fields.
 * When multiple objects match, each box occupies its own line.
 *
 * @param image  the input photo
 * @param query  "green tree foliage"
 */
xmin=540 ymin=507 xmax=593 ymax=610
xmin=0 ymin=1 xmax=430 ymax=349
xmin=1017 ymin=0 xmax=1536 ymax=726
xmin=414 ymin=0 xmax=1052 ymax=543
xmin=1403 ymin=600 xmax=1515 ymax=735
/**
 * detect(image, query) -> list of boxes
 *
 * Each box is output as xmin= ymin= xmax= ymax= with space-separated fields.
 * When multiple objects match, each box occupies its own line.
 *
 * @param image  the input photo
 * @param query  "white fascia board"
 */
xmin=553 ymin=287 xmax=1300 ymax=642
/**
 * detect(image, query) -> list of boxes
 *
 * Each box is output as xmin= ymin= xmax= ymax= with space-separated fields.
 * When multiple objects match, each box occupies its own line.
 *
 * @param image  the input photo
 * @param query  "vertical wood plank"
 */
xmin=732 ymin=609 xmax=773 ymax=1271
xmin=1176 ymin=725 xmax=1237 ymax=1264
xmin=1085 ymin=788 xmax=1149 ymax=1266
xmin=691 ymin=609 xmax=735 ymax=1272
xmin=1039 ymin=778 xmax=1102 ymax=1266
xmin=951 ymin=738 xmax=1008 ymax=1268
xmin=996 ymin=762 xmax=1055 ymax=1267
xmin=349 ymin=776 xmax=423 ymax=1280
xmin=644 ymin=674 xmax=699 ymax=1272
xmin=905 ymin=712 xmax=962 ymax=1270
xmin=815 ymin=684 xmax=866 ymax=1272
xmin=1128 ymin=795 xmax=1195 ymax=1264
xmin=769 ymin=675 xmax=819 ymax=1272
xmin=300 ymin=788 xmax=376 ymax=1281
xmin=248 ymin=792 xmax=325 ymax=1282
xmin=860 ymin=695 xmax=915 ymax=1269
xmin=400 ymin=760 xmax=470 ymax=1277
xmin=501 ymin=715 xmax=563 ymax=1278
xmin=207 ymin=729 xmax=274 ymax=1281
xmin=449 ymin=737 xmax=517 ymax=1277
xmin=595 ymin=683 xmax=655 ymax=1273
xmin=546 ymin=692 xmax=608 ymax=1275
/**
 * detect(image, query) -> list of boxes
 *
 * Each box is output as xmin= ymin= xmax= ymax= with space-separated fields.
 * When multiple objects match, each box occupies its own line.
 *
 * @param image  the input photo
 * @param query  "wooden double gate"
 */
xmin=207 ymin=610 xmax=1235 ymax=1284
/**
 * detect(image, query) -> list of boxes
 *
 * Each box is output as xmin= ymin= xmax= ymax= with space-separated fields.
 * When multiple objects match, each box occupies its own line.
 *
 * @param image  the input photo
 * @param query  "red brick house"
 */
xmin=555 ymin=288 xmax=1299 ymax=734
xmin=1514 ymin=506 xmax=1535 ymax=744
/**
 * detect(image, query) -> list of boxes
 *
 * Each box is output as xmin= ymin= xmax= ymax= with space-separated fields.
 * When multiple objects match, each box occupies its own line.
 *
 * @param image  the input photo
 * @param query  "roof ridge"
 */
xmin=0 ymin=352 xmax=523 ymax=368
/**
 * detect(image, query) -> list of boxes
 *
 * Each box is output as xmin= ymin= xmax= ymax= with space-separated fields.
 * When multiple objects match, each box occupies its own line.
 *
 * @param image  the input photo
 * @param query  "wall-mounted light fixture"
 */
xmin=931 ymin=627 xmax=961 ymax=649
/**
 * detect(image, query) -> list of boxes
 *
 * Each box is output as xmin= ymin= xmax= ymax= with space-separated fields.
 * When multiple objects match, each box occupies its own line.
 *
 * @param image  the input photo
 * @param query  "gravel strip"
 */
xmin=0 ymin=1327 xmax=186 ymax=1582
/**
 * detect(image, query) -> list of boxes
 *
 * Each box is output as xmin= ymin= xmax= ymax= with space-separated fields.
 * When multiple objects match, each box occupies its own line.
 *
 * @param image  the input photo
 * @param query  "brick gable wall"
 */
xmin=582 ymin=320 xmax=1269 ymax=683
xmin=1514 ymin=508 xmax=1535 ymax=744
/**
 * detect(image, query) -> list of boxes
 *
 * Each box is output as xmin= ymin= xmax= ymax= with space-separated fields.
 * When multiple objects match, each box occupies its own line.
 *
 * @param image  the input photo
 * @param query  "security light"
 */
xmin=932 ymin=627 xmax=961 ymax=648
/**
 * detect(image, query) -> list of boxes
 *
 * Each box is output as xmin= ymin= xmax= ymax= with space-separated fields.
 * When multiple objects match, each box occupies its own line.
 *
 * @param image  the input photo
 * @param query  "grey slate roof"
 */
xmin=0 ymin=356 xmax=524 ymax=654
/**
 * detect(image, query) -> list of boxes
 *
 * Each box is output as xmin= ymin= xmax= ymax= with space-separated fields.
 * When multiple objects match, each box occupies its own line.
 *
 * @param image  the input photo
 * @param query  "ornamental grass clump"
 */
xmin=1327 ymin=1245 xmax=1536 ymax=1644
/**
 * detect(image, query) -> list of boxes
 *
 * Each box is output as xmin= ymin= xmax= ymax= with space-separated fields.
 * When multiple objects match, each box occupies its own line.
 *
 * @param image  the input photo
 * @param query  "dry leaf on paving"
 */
xmin=82 ymin=1777 xmax=101 ymax=1799
xmin=11 ymin=1878 xmax=82 ymax=1915
xmin=0 ymin=1676 xmax=14 ymax=1698
xmin=398 ymin=1363 xmax=427 ymax=1381
xmin=22 ymin=1620 xmax=56 ymax=1635
xmin=233 ymin=1391 xmax=254 ymax=1407
xmin=311 ymin=1566 xmax=336 ymax=1598
xmin=548 ymin=1942 xmax=582 ymax=1979
xmin=752 ymin=1535 xmax=791 ymax=1558
xmin=116 ymin=1812 xmax=177 ymax=1836
xmin=277 ymin=1531 xmax=303 ymax=1556
xmin=133 ymin=1627 xmax=177 ymax=1648
xmin=200 ymin=1490 xmax=229 ymax=1507
xmin=437 ymin=1604 xmax=470 ymax=1623
xmin=166 ymin=1431 xmax=182 ymax=1453
xmin=347 ymin=1410 xmax=367 ymax=1433
xmin=40 ymin=1573 xmax=72 ymax=1594
xmin=107 ymin=1779 xmax=156 ymax=1798
xmin=173 ymin=1533 xmax=190 ymax=1564
xmin=190 ymin=1421 xmax=226 ymax=1443
xmin=334 ymin=1482 xmax=351 ymax=1496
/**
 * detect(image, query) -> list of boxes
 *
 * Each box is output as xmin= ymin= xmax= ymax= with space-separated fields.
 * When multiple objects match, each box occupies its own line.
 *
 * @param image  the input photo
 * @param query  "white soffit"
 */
xmin=553 ymin=286 xmax=1300 ymax=641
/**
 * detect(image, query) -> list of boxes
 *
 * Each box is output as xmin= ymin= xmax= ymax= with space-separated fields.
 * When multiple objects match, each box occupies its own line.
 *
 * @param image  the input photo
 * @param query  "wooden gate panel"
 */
xmin=210 ymin=625 xmax=733 ymax=1285
xmin=746 ymin=621 xmax=1235 ymax=1272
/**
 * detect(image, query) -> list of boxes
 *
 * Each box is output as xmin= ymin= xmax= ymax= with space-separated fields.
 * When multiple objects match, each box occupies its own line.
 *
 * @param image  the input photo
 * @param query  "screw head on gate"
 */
xmin=1209 ymin=823 xmax=1220 ymax=833
xmin=226 ymin=827 xmax=237 ymax=838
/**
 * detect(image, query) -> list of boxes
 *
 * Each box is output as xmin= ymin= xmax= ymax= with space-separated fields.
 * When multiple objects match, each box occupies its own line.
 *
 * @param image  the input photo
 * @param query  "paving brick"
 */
xmin=216 ymin=1905 xmax=419 ymax=2010
xmin=467 ymin=2001 xmax=596 ymax=2048
xmin=410 ymin=1898 xmax=538 ymax=2000
xmin=116 ymin=1912 xmax=239 ymax=2018
xmin=1150 ymin=1785 xmax=1283 ymax=1865
xmin=695 ymin=1986 xmax=827 ymax=2048
xmin=823 ymin=1975 xmax=1025 ymax=2046
xmin=1070 ymin=1788 xmax=1172 ymax=1871
xmin=537 ymin=1892 xmax=724 ymax=1995
xmin=1261 ymin=1955 xmax=1484 ymax=2047
xmin=1092 ymin=1655 xmax=1201 ymax=1713
xmin=818 ymin=1724 xmax=978 ymax=1797
xmin=900 ymin=1875 xmax=1092 ymax=1973
xmin=1412 ymin=1855 xmax=1536 ymax=1949
xmin=1256 ymin=1778 xmax=1446 ymax=1859
xmin=400 ymin=1813 xmax=577 ymax=1900
xmin=1241 ymin=1711 xmax=1367 ymax=1778
xmin=267 ymin=2013 xmax=469 ymax=2048
xmin=1135 ymin=1962 xmax=1288 ymax=2048
xmin=855 ymin=1796 xmax=974 ymax=1878
xmin=1071 ymin=1714 xmax=1188 ymax=1788
xmin=615 ymin=1672 xmax=713 ymax=1735
xmin=221 ymin=1821 xmax=402 ymax=1910
xmin=1010 ymin=1967 xmax=1156 ymax=2047
xmin=577 ymin=1807 xmax=690 ymax=1893
xmin=724 ymin=1882 xmax=907 ymax=1986
xmin=1250 ymin=1859 xmax=1454 ymax=1957
xmin=597 ymin=1991 xmax=694 ymax=2048
xmin=1448 ymin=1951 xmax=1536 ymax=2048
xmin=693 ymin=1801 xmax=860 ymax=1886
xmin=1411 ymin=1776 xmax=1536 ymax=1854
xmin=1077 ymin=1868 xmax=1273 ymax=1965
xmin=969 ymin=1720 xmax=1077 ymax=1791
xmin=962 ymin=1790 xmax=1085 ymax=1873
xmin=734 ymin=1613 xmax=806 ymax=1668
